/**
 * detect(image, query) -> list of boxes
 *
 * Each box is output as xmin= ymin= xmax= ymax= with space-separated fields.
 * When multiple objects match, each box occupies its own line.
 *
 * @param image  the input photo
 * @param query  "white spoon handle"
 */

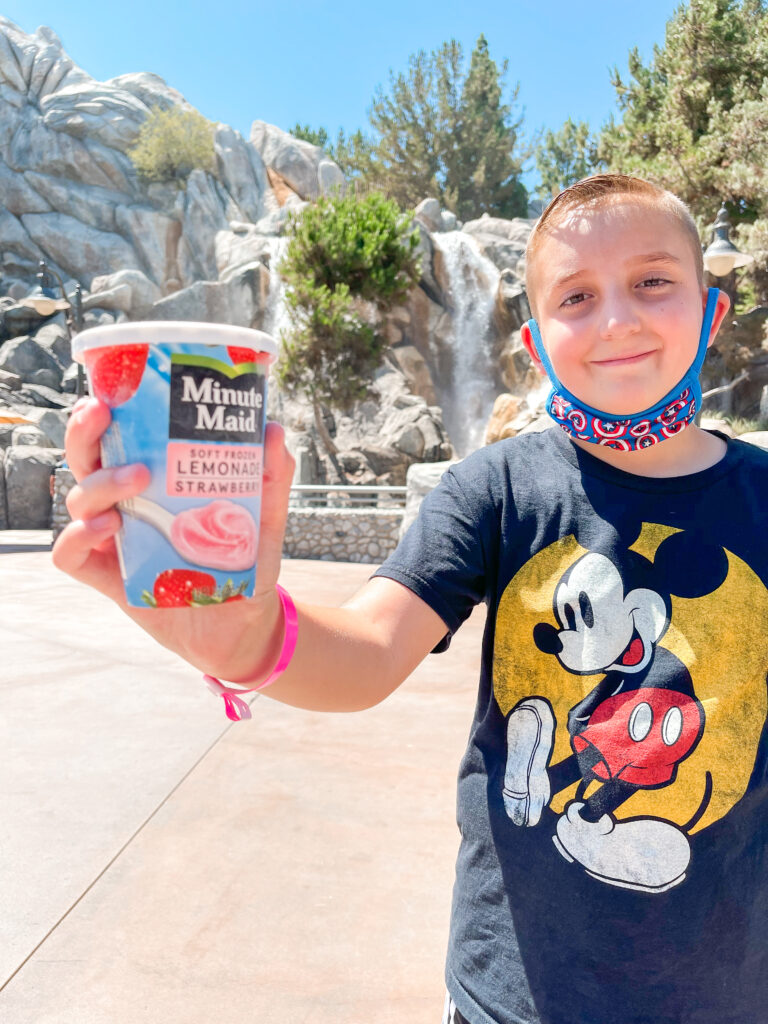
xmin=119 ymin=495 xmax=176 ymax=544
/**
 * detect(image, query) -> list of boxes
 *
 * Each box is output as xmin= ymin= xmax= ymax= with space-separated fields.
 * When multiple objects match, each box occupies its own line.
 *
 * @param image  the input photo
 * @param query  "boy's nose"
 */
xmin=599 ymin=296 xmax=641 ymax=340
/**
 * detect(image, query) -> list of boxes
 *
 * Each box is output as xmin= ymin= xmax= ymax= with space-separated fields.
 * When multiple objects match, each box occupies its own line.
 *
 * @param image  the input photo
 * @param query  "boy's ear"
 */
xmin=703 ymin=288 xmax=731 ymax=348
xmin=521 ymin=322 xmax=546 ymax=375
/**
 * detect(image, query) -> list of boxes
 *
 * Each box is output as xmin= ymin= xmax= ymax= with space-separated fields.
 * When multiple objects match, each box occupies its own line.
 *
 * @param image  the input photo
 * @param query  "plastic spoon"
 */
xmin=120 ymin=495 xmax=176 ymax=546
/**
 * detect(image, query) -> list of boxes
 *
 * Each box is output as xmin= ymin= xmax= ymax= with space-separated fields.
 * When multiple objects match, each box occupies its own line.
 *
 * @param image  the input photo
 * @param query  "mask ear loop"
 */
xmin=526 ymin=318 xmax=562 ymax=389
xmin=692 ymin=287 xmax=721 ymax=376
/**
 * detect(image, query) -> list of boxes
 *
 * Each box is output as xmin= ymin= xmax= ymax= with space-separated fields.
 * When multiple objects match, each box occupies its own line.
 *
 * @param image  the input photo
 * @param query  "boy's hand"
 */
xmin=53 ymin=397 xmax=295 ymax=681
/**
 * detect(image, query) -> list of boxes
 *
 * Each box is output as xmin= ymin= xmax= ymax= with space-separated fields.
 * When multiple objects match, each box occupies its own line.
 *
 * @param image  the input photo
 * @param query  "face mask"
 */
xmin=525 ymin=287 xmax=720 ymax=451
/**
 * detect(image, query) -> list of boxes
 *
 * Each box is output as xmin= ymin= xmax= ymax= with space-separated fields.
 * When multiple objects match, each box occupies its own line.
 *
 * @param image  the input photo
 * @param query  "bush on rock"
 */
xmin=277 ymin=191 xmax=420 ymax=478
xmin=128 ymin=108 xmax=216 ymax=185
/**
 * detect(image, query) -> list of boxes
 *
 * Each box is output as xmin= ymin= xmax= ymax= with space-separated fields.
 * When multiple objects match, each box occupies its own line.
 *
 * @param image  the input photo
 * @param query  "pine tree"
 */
xmin=448 ymin=35 xmax=527 ymax=220
xmin=598 ymin=0 xmax=768 ymax=299
xmin=535 ymin=118 xmax=598 ymax=201
xmin=366 ymin=37 xmax=527 ymax=218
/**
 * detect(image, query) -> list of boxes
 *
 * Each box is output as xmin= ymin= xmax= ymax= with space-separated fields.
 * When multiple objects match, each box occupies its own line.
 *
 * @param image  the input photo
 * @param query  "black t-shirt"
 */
xmin=375 ymin=428 xmax=768 ymax=1024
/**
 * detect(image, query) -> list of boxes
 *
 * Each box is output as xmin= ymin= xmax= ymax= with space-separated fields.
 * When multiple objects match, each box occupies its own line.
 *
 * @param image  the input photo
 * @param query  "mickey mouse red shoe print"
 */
xmin=501 ymin=528 xmax=732 ymax=894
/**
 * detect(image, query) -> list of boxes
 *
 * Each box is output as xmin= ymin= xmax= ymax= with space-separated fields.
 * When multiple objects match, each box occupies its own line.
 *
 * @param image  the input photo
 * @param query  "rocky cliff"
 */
xmin=0 ymin=18 xmax=549 ymax=525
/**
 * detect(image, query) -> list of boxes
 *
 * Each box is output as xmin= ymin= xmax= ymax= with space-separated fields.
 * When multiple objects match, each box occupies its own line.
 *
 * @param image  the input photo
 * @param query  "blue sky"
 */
xmin=5 ymin=1 xmax=681 ymax=187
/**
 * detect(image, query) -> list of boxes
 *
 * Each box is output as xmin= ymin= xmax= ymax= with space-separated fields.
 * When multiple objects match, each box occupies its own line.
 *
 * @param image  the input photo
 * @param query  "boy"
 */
xmin=55 ymin=175 xmax=768 ymax=1024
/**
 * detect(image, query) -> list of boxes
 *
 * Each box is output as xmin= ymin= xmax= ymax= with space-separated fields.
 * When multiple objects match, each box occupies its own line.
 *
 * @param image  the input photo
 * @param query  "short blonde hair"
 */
xmin=525 ymin=174 xmax=703 ymax=315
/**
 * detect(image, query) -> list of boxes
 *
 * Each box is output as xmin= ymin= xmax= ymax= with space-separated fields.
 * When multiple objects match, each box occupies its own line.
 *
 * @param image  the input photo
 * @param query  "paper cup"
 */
xmin=73 ymin=322 xmax=277 ymax=609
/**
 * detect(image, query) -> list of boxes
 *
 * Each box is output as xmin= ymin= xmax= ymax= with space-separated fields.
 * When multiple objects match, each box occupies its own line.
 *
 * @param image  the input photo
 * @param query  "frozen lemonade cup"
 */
xmin=73 ymin=322 xmax=278 ymax=609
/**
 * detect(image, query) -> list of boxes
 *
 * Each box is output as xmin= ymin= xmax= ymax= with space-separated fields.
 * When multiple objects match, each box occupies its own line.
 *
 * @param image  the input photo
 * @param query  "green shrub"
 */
xmin=277 ymin=190 xmax=420 ymax=411
xmin=128 ymin=107 xmax=216 ymax=185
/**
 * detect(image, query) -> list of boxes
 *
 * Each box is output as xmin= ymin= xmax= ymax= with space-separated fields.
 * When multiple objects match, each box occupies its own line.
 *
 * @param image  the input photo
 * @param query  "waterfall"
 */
xmin=431 ymin=232 xmax=501 ymax=457
xmin=263 ymin=236 xmax=289 ymax=340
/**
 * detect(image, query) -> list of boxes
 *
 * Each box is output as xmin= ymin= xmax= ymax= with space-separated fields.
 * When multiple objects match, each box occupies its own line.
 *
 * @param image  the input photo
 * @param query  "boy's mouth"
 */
xmin=592 ymin=350 xmax=656 ymax=367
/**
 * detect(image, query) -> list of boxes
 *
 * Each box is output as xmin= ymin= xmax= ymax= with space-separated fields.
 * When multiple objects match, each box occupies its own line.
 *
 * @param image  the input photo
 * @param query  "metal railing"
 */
xmin=288 ymin=484 xmax=407 ymax=509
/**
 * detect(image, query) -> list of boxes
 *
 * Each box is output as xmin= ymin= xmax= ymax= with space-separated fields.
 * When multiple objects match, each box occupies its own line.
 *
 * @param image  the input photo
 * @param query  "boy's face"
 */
xmin=521 ymin=199 xmax=729 ymax=417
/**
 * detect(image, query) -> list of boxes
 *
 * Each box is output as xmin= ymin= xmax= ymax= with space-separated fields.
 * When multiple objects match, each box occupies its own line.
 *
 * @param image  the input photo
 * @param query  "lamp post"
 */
xmin=21 ymin=260 xmax=86 ymax=396
xmin=703 ymin=204 xmax=754 ymax=306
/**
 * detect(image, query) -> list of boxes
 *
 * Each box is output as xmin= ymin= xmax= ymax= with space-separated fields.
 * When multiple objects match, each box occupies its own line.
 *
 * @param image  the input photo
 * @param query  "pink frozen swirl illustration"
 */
xmin=170 ymin=500 xmax=258 ymax=571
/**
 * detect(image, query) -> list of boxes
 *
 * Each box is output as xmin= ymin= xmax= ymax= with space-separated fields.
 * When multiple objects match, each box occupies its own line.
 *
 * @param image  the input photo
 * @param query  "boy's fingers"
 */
xmin=51 ymin=514 xmax=127 ymax=604
xmin=65 ymin=397 xmax=112 ymax=482
xmin=66 ymin=463 xmax=151 ymax=521
xmin=255 ymin=422 xmax=295 ymax=589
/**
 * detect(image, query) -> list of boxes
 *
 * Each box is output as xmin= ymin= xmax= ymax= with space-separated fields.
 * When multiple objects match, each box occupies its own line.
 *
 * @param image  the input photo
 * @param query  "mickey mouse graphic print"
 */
xmin=375 ymin=427 xmax=768 ymax=1024
xmin=497 ymin=524 xmax=767 ymax=894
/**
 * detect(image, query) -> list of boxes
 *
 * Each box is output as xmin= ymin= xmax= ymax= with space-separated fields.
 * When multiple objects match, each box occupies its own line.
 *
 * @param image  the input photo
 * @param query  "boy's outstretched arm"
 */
xmin=53 ymin=398 xmax=449 ymax=712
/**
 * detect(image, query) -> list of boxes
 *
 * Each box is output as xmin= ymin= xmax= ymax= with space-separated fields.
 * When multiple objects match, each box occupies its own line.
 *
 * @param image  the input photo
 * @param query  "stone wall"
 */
xmin=282 ymin=507 xmax=402 ymax=563
xmin=51 ymin=465 xmax=74 ymax=539
xmin=52 ymin=467 xmax=402 ymax=563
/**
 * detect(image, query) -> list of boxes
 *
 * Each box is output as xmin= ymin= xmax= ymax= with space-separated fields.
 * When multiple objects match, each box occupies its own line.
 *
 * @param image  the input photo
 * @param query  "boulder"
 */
xmin=8 ymin=116 xmax=130 ymax=192
xmin=146 ymin=266 xmax=265 ymax=328
xmin=215 ymin=225 xmax=275 ymax=279
xmin=389 ymin=344 xmax=437 ymax=405
xmin=463 ymin=215 xmax=535 ymax=245
xmin=0 ymin=368 xmax=21 ymax=390
xmin=28 ymin=367 xmax=61 ymax=389
xmin=16 ymin=383 xmax=74 ymax=408
xmin=250 ymin=121 xmax=344 ymax=200
xmin=317 ymin=160 xmax=345 ymax=196
xmin=32 ymin=320 xmax=71 ymax=368
xmin=11 ymin=424 xmax=53 ymax=446
xmin=485 ymin=393 xmax=527 ymax=443
xmin=23 ymin=172 xmax=124 ymax=232
xmin=60 ymin=362 xmax=80 ymax=393
xmin=400 ymin=460 xmax=454 ymax=537
xmin=0 ymin=158 xmax=51 ymax=216
xmin=284 ymin=429 xmax=324 ymax=485
xmin=519 ymin=412 xmax=556 ymax=435
xmin=0 ymin=207 xmax=45 ymax=267
xmin=414 ymin=198 xmax=442 ymax=233
xmin=0 ymin=335 xmax=62 ymax=382
xmin=441 ymin=210 xmax=458 ymax=232
xmin=461 ymin=215 xmax=534 ymax=274
xmin=700 ymin=417 xmax=736 ymax=438
xmin=107 ymin=71 xmax=189 ymax=114
xmin=4 ymin=444 xmax=62 ymax=528
xmin=20 ymin=212 xmax=139 ymax=287
xmin=86 ymin=268 xmax=162 ymax=318
xmin=738 ymin=431 xmax=768 ymax=450
xmin=214 ymin=124 xmax=268 ymax=225
xmin=413 ymin=222 xmax=445 ymax=308
xmin=495 ymin=269 xmax=530 ymax=336
xmin=115 ymin=204 xmax=174 ymax=287
xmin=25 ymin=406 xmax=70 ymax=447
xmin=178 ymin=170 xmax=230 ymax=282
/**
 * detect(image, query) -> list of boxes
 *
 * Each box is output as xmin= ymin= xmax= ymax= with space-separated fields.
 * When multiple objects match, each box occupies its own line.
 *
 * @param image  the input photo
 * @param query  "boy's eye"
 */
xmin=638 ymin=276 xmax=670 ymax=289
xmin=561 ymin=291 xmax=588 ymax=307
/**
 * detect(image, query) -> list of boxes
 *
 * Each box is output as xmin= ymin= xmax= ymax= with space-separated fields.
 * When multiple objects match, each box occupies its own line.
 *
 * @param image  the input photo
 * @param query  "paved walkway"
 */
xmin=0 ymin=533 xmax=485 ymax=1024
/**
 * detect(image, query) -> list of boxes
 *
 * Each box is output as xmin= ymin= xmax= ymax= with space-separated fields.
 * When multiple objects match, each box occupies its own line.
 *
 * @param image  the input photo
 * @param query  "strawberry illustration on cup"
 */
xmin=227 ymin=346 xmax=269 ymax=367
xmin=84 ymin=344 xmax=149 ymax=407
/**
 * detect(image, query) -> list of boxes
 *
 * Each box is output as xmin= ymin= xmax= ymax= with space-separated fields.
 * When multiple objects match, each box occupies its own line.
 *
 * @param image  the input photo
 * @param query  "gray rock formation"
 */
xmin=0 ymin=17 xmax=541 ymax=525
xmin=5 ymin=445 xmax=62 ymax=528
xmin=250 ymin=121 xmax=345 ymax=201
xmin=0 ymin=18 xmax=343 ymax=300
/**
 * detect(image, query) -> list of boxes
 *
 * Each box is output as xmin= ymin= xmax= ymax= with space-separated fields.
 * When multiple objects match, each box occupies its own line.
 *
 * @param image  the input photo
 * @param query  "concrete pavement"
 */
xmin=0 ymin=533 xmax=485 ymax=1024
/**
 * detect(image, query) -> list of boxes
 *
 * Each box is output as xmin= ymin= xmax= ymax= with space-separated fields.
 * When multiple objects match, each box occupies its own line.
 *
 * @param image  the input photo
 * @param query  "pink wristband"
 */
xmin=203 ymin=584 xmax=299 ymax=722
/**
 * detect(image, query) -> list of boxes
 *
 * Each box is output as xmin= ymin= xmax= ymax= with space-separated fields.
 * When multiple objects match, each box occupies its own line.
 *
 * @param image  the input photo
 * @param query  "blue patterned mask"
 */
xmin=525 ymin=287 xmax=720 ymax=451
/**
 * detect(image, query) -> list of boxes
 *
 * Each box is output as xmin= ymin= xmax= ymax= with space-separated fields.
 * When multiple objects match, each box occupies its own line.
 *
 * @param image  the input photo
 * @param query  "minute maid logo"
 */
xmin=493 ymin=523 xmax=768 ymax=894
xmin=169 ymin=354 xmax=266 ymax=444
